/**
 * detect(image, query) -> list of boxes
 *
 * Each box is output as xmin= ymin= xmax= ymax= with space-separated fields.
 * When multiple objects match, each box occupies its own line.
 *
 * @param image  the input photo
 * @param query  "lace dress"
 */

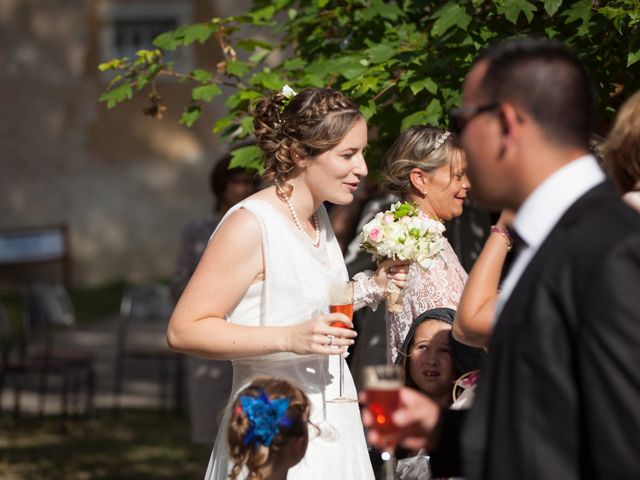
xmin=387 ymin=238 xmax=467 ymax=363
xmin=204 ymin=199 xmax=375 ymax=480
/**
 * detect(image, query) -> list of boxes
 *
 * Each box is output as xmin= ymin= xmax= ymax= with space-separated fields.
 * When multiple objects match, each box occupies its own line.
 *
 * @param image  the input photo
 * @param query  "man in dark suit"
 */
xmin=365 ymin=38 xmax=640 ymax=479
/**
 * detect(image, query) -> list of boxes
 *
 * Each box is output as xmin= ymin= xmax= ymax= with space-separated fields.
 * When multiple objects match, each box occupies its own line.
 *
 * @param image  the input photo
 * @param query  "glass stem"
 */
xmin=339 ymin=352 xmax=344 ymax=398
xmin=383 ymin=453 xmax=396 ymax=480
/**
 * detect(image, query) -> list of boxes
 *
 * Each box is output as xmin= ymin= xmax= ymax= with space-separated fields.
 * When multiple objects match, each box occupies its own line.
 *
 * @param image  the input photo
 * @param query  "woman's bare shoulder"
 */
xmin=213 ymin=207 xmax=261 ymax=244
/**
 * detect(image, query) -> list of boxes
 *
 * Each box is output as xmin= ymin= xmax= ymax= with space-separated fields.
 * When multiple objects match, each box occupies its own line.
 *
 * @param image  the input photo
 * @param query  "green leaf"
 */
xmin=562 ymin=0 xmax=591 ymax=25
xmin=153 ymin=23 xmax=214 ymax=50
xmin=249 ymin=48 xmax=271 ymax=64
xmin=431 ymin=3 xmax=472 ymax=37
xmin=226 ymin=60 xmax=251 ymax=77
xmin=191 ymin=69 xmax=213 ymax=83
xmin=181 ymin=23 xmax=214 ymax=44
xmin=334 ymin=57 xmax=369 ymax=80
xmin=400 ymin=110 xmax=430 ymax=131
xmin=317 ymin=0 xmax=329 ymax=7
xmin=192 ymin=84 xmax=222 ymax=102
xmin=598 ymin=6 xmax=628 ymax=34
xmin=135 ymin=76 xmax=149 ymax=92
xmin=499 ymin=0 xmax=538 ymax=24
xmin=410 ymin=77 xmax=438 ymax=95
xmin=179 ymin=106 xmax=202 ymax=127
xmin=225 ymin=90 xmax=263 ymax=109
xmin=306 ymin=58 xmax=337 ymax=79
xmin=249 ymin=71 xmax=283 ymax=91
xmin=545 ymin=26 xmax=560 ymax=38
xmin=424 ymin=98 xmax=443 ymax=125
xmin=239 ymin=115 xmax=255 ymax=135
xmin=98 ymin=58 xmax=125 ymax=72
xmin=213 ymin=114 xmax=236 ymax=133
xmin=393 ymin=202 xmax=413 ymax=219
xmin=249 ymin=5 xmax=276 ymax=23
xmin=544 ymin=0 xmax=563 ymax=16
xmin=367 ymin=43 xmax=396 ymax=63
xmin=628 ymin=49 xmax=640 ymax=66
xmin=284 ymin=57 xmax=306 ymax=70
xmin=236 ymin=38 xmax=274 ymax=51
xmin=303 ymin=72 xmax=326 ymax=87
xmin=360 ymin=100 xmax=377 ymax=122
xmin=371 ymin=0 xmax=403 ymax=21
xmin=99 ymin=83 xmax=133 ymax=109
xmin=135 ymin=49 xmax=160 ymax=63
xmin=358 ymin=77 xmax=380 ymax=94
xmin=152 ymin=31 xmax=178 ymax=50
xmin=230 ymin=145 xmax=264 ymax=174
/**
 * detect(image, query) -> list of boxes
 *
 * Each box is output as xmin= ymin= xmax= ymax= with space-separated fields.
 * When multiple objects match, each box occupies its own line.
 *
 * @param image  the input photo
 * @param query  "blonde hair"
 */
xmin=251 ymin=87 xmax=363 ymax=185
xmin=228 ymin=378 xmax=311 ymax=480
xmin=601 ymin=90 xmax=640 ymax=193
xmin=380 ymin=126 xmax=463 ymax=198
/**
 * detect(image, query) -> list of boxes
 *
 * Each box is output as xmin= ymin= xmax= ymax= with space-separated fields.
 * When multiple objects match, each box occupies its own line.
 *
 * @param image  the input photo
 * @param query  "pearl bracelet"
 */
xmin=490 ymin=225 xmax=512 ymax=251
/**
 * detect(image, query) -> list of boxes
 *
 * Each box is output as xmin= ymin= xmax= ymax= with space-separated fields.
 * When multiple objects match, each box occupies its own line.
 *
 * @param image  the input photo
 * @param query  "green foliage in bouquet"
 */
xmin=98 ymin=0 xmax=640 ymax=174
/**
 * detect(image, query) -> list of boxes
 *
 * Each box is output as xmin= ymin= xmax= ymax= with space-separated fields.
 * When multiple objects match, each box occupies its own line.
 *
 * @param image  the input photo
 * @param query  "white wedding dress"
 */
xmin=204 ymin=199 xmax=374 ymax=479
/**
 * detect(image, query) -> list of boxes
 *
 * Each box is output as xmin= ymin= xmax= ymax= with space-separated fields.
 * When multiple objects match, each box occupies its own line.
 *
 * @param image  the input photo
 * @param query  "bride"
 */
xmin=167 ymin=86 xmax=408 ymax=479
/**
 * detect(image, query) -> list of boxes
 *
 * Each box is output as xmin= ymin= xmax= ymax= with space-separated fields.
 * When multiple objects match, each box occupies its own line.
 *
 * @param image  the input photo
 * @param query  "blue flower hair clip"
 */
xmin=239 ymin=390 xmax=293 ymax=447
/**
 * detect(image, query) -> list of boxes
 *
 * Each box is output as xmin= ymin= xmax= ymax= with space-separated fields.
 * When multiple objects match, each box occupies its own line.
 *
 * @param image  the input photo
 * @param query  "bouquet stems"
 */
xmin=385 ymin=280 xmax=404 ymax=314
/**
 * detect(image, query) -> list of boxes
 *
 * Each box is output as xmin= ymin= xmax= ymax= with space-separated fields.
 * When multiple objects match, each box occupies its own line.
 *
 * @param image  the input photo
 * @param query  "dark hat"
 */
xmin=395 ymin=307 xmax=455 ymax=366
xmin=395 ymin=307 xmax=486 ymax=376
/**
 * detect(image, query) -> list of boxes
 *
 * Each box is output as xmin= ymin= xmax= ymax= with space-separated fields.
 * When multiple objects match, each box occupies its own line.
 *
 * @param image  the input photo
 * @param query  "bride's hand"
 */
xmin=373 ymin=259 xmax=410 ymax=291
xmin=285 ymin=313 xmax=357 ymax=355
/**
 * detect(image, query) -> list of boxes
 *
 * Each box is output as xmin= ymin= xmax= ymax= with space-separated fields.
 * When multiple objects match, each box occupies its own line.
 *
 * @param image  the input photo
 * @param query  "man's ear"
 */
xmin=497 ymin=102 xmax=525 ymax=160
xmin=499 ymin=103 xmax=525 ymax=139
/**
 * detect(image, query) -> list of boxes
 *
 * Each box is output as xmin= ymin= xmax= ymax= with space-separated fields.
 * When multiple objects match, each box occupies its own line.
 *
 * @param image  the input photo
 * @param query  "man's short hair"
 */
xmin=475 ymin=37 xmax=595 ymax=149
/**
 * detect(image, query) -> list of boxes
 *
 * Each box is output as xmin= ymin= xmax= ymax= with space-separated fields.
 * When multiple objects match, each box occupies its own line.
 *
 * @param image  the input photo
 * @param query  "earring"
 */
xmin=421 ymin=190 xmax=427 ymax=196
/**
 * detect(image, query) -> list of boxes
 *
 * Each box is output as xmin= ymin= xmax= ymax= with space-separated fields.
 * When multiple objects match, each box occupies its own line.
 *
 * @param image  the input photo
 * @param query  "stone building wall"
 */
xmin=0 ymin=0 xmax=251 ymax=287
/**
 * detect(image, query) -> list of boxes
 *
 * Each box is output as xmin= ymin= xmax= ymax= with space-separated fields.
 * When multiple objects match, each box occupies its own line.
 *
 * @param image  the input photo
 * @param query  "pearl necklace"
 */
xmin=275 ymin=180 xmax=321 ymax=246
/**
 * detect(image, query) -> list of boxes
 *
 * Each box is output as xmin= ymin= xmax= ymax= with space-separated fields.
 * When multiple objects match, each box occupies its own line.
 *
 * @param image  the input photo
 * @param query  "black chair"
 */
xmin=113 ymin=282 xmax=183 ymax=414
xmin=20 ymin=283 xmax=95 ymax=418
xmin=1 ymin=300 xmax=78 ymax=419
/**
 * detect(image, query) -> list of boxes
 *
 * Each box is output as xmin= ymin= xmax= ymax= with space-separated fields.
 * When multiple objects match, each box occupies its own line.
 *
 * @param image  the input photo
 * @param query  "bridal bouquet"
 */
xmin=360 ymin=201 xmax=445 ymax=313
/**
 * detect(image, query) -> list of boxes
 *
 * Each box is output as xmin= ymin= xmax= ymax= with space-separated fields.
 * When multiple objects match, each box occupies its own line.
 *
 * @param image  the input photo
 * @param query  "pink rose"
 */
xmin=369 ymin=227 xmax=381 ymax=241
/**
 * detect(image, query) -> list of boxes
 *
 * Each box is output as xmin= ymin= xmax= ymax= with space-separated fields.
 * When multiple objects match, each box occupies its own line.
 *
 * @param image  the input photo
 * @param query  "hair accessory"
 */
xmin=279 ymin=84 xmax=298 ymax=113
xmin=239 ymin=390 xmax=292 ymax=447
xmin=433 ymin=131 xmax=451 ymax=150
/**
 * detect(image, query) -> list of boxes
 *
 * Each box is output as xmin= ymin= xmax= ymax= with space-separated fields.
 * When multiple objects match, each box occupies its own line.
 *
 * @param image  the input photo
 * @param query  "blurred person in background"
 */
xmin=601 ymin=89 xmax=640 ymax=213
xmin=171 ymin=152 xmax=259 ymax=444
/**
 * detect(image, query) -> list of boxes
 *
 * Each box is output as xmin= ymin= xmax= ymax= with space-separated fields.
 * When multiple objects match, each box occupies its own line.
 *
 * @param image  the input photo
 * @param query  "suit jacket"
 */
xmin=431 ymin=181 xmax=640 ymax=479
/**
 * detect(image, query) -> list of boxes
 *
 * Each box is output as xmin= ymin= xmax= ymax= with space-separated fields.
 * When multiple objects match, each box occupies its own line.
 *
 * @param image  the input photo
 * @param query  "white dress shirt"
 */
xmin=494 ymin=155 xmax=605 ymax=321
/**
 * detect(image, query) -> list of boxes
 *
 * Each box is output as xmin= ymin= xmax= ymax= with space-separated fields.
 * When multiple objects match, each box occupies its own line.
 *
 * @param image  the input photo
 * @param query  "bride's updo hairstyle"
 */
xmin=228 ymin=377 xmax=311 ymax=480
xmin=380 ymin=125 xmax=463 ymax=198
xmin=251 ymin=87 xmax=362 ymax=184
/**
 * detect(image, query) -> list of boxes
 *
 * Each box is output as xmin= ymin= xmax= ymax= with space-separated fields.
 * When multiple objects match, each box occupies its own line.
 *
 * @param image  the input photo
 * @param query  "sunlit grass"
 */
xmin=0 ymin=409 xmax=211 ymax=479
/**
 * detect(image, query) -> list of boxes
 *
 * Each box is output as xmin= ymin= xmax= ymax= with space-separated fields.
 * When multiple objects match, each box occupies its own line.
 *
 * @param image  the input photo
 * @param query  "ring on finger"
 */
xmin=327 ymin=334 xmax=335 ymax=347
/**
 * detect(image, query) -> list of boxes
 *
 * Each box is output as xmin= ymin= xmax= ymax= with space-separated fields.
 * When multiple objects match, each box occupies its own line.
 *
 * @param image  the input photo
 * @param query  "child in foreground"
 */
xmin=228 ymin=378 xmax=311 ymax=480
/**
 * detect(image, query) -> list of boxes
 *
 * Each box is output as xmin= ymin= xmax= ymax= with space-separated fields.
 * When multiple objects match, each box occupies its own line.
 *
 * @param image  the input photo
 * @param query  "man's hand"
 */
xmin=362 ymin=387 xmax=442 ymax=452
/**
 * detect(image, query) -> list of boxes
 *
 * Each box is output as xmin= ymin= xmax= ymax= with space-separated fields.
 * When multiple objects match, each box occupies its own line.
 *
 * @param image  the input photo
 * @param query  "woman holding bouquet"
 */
xmin=167 ymin=86 xmax=406 ymax=479
xmin=380 ymin=126 xmax=471 ymax=363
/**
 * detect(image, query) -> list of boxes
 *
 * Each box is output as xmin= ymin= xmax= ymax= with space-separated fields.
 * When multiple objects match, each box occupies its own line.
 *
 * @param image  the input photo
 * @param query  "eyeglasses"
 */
xmin=448 ymin=103 xmax=500 ymax=136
